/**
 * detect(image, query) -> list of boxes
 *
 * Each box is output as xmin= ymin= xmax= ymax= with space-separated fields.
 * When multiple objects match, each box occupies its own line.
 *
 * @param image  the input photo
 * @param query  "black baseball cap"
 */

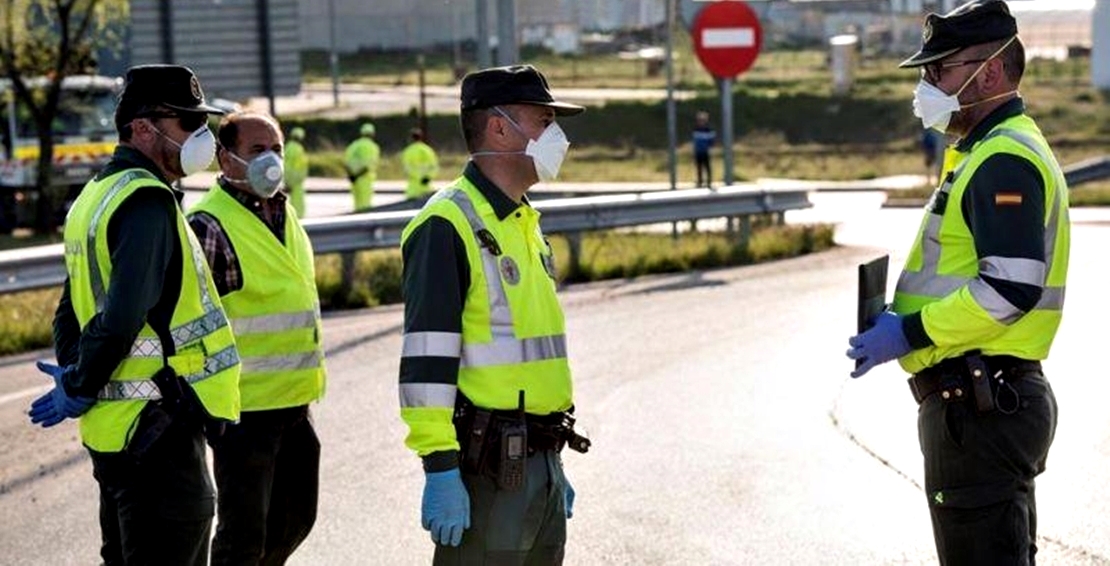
xmin=899 ymin=0 xmax=1018 ymax=68
xmin=115 ymin=65 xmax=225 ymax=131
xmin=460 ymin=65 xmax=584 ymax=116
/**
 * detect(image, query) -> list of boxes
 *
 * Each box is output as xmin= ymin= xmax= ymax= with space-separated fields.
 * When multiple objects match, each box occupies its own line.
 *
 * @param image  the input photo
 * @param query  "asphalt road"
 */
xmin=1 ymin=195 xmax=1108 ymax=565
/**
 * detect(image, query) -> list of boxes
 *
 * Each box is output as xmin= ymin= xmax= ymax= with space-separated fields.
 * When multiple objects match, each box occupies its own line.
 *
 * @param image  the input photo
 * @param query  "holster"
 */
xmin=964 ymin=353 xmax=996 ymax=414
xmin=453 ymin=397 xmax=591 ymax=484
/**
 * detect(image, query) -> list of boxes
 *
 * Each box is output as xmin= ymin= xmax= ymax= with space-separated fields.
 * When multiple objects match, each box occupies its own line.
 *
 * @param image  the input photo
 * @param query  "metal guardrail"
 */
xmin=0 ymin=185 xmax=810 ymax=294
xmin=1064 ymin=156 xmax=1110 ymax=187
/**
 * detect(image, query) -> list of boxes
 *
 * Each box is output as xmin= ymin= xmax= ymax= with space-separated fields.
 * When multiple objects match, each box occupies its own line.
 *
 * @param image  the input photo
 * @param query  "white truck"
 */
xmin=0 ymin=75 xmax=121 ymax=232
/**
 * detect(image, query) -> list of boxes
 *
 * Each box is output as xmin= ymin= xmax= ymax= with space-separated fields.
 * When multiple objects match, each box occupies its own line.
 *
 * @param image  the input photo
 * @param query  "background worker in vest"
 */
xmin=188 ymin=112 xmax=326 ymax=566
xmin=401 ymin=127 xmax=439 ymax=201
xmin=344 ymin=122 xmax=380 ymax=211
xmin=31 ymin=64 xmax=240 ymax=565
xmin=400 ymin=64 xmax=589 ymax=564
xmin=284 ymin=126 xmax=309 ymax=217
xmin=845 ymin=2 xmax=1068 ymax=562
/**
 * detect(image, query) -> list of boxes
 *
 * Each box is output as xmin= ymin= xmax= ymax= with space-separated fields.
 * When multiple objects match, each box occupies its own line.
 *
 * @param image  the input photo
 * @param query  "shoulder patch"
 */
xmin=995 ymin=192 xmax=1023 ymax=206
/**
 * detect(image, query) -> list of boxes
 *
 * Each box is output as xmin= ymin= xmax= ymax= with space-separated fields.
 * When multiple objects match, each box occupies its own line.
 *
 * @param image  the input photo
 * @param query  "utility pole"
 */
xmin=256 ymin=0 xmax=276 ymax=116
xmin=328 ymin=0 xmax=340 ymax=106
xmin=666 ymin=0 xmax=677 ymax=192
xmin=476 ymin=0 xmax=491 ymax=69
xmin=418 ymin=54 xmax=428 ymax=138
xmin=496 ymin=0 xmax=518 ymax=65
xmin=666 ymin=0 xmax=679 ymax=239
xmin=1094 ymin=0 xmax=1109 ymax=89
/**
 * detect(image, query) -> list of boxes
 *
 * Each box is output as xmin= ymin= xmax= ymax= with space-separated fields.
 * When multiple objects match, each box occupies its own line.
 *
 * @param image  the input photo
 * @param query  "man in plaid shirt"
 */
xmin=188 ymin=112 xmax=326 ymax=565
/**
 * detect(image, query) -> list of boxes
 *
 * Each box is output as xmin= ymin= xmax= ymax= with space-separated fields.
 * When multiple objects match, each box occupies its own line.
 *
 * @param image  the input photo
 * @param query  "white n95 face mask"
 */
xmin=913 ymin=80 xmax=962 ymax=132
xmin=154 ymin=124 xmax=217 ymax=176
xmin=912 ymin=36 xmax=1018 ymax=133
xmin=170 ymin=126 xmax=217 ymax=176
xmin=226 ymin=150 xmax=285 ymax=198
xmin=471 ymin=107 xmax=571 ymax=182
xmin=524 ymin=122 xmax=570 ymax=182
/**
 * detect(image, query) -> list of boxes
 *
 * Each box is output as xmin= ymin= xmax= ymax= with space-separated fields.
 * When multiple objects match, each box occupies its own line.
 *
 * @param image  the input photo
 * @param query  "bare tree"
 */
xmin=0 ymin=0 xmax=126 ymax=232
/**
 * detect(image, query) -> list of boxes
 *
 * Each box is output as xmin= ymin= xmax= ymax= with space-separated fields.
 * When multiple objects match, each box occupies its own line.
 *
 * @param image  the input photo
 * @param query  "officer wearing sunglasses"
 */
xmin=846 ymin=1 xmax=1068 ymax=563
xmin=33 ymin=64 xmax=239 ymax=565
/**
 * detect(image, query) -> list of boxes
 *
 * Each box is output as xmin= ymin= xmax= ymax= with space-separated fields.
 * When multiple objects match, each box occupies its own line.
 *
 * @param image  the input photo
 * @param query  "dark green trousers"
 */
xmin=89 ymin=406 xmax=214 ymax=566
xmin=917 ymin=369 xmax=1058 ymax=566
xmin=434 ymin=450 xmax=569 ymax=566
xmin=210 ymin=406 xmax=320 ymax=566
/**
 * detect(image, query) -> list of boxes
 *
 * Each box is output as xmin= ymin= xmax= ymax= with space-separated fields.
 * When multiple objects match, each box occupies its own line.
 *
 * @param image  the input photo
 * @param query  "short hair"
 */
xmin=217 ymin=112 xmax=280 ymax=152
xmin=974 ymin=37 xmax=1025 ymax=85
xmin=461 ymin=109 xmax=491 ymax=153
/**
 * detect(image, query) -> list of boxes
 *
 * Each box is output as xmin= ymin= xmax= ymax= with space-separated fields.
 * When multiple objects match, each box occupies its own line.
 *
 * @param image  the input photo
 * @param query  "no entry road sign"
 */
xmin=691 ymin=0 xmax=763 ymax=79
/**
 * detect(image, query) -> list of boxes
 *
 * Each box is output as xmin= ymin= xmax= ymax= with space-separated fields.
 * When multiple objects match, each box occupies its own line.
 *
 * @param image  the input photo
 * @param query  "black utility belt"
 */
xmin=454 ymin=403 xmax=590 ymax=491
xmin=908 ymin=352 xmax=1041 ymax=413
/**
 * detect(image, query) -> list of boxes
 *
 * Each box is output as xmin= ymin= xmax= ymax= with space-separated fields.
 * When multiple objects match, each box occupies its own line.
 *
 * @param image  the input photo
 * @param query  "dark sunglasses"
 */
xmin=137 ymin=111 xmax=207 ymax=132
xmin=921 ymin=58 xmax=988 ymax=84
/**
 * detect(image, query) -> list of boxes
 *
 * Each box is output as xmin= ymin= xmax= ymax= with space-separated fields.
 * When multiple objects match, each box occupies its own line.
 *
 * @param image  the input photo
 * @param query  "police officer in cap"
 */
xmin=399 ymin=64 xmax=588 ymax=564
xmin=846 ymin=1 xmax=1067 ymax=563
xmin=32 ymin=65 xmax=241 ymax=565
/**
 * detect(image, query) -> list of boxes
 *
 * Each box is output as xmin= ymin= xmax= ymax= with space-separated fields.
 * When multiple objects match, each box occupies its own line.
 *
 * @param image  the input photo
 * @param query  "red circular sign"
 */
xmin=691 ymin=0 xmax=763 ymax=79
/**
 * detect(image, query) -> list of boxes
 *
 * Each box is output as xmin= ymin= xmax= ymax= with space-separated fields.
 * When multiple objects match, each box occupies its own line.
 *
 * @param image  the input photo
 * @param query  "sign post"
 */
xmin=691 ymin=1 xmax=762 ymax=186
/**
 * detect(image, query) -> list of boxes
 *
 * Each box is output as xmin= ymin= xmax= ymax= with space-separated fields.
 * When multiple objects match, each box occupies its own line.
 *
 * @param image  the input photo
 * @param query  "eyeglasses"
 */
xmin=137 ymin=111 xmax=207 ymax=132
xmin=922 ymin=58 xmax=988 ymax=84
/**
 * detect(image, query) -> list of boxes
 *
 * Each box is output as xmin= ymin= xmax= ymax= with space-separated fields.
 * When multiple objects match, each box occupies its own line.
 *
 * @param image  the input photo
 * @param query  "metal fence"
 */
xmin=0 ymin=185 xmax=811 ymax=295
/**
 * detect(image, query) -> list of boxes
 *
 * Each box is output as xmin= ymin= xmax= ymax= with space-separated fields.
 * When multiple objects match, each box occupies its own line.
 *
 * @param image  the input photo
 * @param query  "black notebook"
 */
xmin=857 ymin=255 xmax=890 ymax=368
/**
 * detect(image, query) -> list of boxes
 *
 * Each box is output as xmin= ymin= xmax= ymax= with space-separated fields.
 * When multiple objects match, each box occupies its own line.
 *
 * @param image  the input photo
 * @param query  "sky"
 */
xmin=1007 ymin=0 xmax=1095 ymax=11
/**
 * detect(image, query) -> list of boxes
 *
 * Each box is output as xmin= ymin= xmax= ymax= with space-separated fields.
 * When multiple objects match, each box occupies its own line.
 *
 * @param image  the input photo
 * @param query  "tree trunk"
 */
xmin=33 ymin=120 xmax=59 ymax=234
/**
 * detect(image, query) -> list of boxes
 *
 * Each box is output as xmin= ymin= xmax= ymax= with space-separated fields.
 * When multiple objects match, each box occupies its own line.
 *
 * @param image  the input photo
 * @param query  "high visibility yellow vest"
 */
xmin=893 ymin=115 xmax=1070 ymax=374
xmin=399 ymin=176 xmax=572 ymax=456
xmin=283 ymin=139 xmax=309 ymax=188
xmin=344 ymin=137 xmax=380 ymax=179
xmin=63 ymin=169 xmax=241 ymax=452
xmin=189 ymin=186 xmax=326 ymax=411
xmin=401 ymin=141 xmax=439 ymax=199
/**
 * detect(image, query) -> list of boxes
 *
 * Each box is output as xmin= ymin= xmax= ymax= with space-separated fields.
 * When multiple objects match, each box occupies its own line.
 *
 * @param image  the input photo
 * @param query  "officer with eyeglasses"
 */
xmin=846 ymin=1 xmax=1068 ymax=563
xmin=32 ymin=64 xmax=241 ymax=565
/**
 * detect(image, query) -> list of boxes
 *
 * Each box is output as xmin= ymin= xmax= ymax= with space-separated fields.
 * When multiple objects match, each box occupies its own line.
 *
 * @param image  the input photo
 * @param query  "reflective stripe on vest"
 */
xmin=401 ymin=331 xmax=462 ymax=358
xmin=399 ymin=382 xmax=457 ymax=409
xmin=896 ymin=128 xmax=1066 ymax=322
xmin=446 ymin=189 xmax=567 ymax=367
xmin=231 ymin=309 xmax=320 ymax=335
xmin=99 ymin=345 xmax=240 ymax=400
xmin=397 ymin=189 xmax=567 ymax=410
xmin=231 ymin=308 xmax=324 ymax=374
xmin=83 ymin=172 xmax=236 ymax=400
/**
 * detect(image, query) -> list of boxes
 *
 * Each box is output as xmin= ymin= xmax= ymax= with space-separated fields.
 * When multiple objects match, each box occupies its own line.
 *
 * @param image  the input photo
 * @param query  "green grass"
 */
xmin=289 ymin=49 xmax=1109 ymax=191
xmin=1068 ymin=181 xmax=1110 ymax=206
xmin=0 ymin=288 xmax=60 ymax=356
xmin=0 ymin=224 xmax=834 ymax=355
xmin=550 ymin=222 xmax=834 ymax=282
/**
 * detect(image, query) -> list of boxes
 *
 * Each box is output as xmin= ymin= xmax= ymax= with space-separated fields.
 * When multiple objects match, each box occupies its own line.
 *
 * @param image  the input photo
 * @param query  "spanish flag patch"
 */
xmin=995 ymin=192 xmax=1023 ymax=206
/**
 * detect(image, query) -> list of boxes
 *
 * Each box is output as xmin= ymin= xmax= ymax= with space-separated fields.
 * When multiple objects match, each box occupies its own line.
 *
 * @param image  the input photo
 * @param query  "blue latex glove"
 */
xmin=421 ymin=468 xmax=470 ymax=547
xmin=565 ymin=478 xmax=576 ymax=519
xmin=28 ymin=361 xmax=96 ymax=428
xmin=846 ymin=312 xmax=912 ymax=378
